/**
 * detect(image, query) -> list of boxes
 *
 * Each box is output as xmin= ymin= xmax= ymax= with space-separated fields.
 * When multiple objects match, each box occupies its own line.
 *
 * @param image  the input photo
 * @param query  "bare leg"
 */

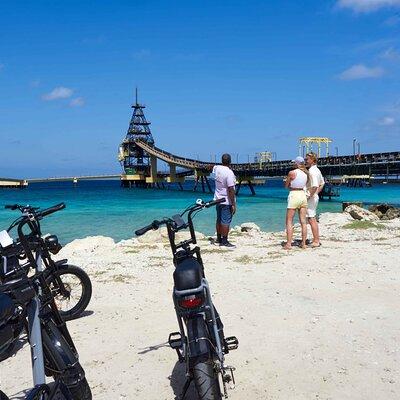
xmin=308 ymin=217 xmax=320 ymax=246
xmin=284 ymin=209 xmax=296 ymax=250
xmin=299 ymin=208 xmax=307 ymax=249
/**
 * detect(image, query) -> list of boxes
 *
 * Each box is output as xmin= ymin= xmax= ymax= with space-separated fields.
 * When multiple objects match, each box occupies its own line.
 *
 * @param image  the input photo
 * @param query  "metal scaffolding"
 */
xmin=298 ymin=137 xmax=332 ymax=157
xmin=118 ymin=89 xmax=155 ymax=178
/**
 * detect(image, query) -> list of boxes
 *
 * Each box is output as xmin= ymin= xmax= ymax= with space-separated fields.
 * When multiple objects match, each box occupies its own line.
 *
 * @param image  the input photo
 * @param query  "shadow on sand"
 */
xmin=75 ymin=310 xmax=94 ymax=319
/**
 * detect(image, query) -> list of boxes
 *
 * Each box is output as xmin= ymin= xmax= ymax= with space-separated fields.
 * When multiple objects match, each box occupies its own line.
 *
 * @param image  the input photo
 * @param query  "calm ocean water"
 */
xmin=0 ymin=180 xmax=399 ymax=244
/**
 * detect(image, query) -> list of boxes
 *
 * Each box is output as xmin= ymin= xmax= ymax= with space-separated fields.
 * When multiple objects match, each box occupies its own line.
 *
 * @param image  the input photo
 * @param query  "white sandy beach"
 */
xmin=1 ymin=211 xmax=399 ymax=400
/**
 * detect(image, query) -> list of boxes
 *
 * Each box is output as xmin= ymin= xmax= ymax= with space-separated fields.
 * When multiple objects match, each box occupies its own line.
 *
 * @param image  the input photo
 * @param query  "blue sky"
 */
xmin=1 ymin=0 xmax=400 ymax=178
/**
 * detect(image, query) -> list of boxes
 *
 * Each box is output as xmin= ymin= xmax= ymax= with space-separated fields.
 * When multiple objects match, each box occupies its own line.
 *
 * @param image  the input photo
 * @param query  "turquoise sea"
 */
xmin=0 ymin=180 xmax=399 ymax=244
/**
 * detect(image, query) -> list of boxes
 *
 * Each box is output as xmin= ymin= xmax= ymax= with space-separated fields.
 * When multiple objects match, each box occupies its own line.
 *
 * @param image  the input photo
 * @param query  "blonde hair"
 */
xmin=306 ymin=152 xmax=318 ymax=164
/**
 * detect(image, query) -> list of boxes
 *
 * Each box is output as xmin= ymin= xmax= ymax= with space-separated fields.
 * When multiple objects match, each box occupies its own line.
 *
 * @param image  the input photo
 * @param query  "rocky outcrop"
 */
xmin=344 ymin=205 xmax=379 ymax=221
xmin=240 ymin=222 xmax=261 ymax=232
xmin=369 ymin=204 xmax=400 ymax=220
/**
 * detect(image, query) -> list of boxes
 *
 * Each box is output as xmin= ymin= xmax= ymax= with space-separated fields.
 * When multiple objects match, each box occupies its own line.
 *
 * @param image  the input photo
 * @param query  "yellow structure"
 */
xmin=298 ymin=137 xmax=332 ymax=157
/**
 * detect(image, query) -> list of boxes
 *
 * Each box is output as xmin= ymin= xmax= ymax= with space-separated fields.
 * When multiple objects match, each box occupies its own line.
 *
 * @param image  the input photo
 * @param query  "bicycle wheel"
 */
xmin=48 ymin=265 xmax=92 ymax=321
xmin=0 ymin=390 xmax=10 ymax=400
xmin=65 ymin=377 xmax=91 ymax=400
xmin=193 ymin=358 xmax=222 ymax=400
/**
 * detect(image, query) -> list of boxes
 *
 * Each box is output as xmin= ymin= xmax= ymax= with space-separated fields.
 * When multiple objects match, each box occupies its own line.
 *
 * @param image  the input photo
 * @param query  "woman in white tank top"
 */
xmin=283 ymin=156 xmax=309 ymax=250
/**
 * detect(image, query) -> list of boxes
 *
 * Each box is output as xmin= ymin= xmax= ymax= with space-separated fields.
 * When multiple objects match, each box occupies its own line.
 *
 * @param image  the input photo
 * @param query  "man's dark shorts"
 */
xmin=216 ymin=204 xmax=233 ymax=225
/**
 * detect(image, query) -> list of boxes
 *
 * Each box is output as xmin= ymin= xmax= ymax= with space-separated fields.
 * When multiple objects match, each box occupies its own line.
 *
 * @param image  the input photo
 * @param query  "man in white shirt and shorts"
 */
xmin=305 ymin=152 xmax=325 ymax=247
xmin=212 ymin=154 xmax=237 ymax=248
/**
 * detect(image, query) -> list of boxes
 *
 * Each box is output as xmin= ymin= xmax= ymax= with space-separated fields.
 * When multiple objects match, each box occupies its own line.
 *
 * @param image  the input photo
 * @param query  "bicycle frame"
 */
xmin=135 ymin=199 xmax=238 ymax=398
xmin=4 ymin=209 xmax=76 ymax=399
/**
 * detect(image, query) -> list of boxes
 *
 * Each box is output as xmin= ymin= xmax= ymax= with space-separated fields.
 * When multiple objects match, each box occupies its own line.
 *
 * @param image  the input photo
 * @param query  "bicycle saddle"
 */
xmin=174 ymin=257 xmax=202 ymax=291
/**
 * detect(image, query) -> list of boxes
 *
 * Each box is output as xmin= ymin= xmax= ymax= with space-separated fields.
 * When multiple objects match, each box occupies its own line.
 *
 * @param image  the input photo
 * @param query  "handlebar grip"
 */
xmin=135 ymin=220 xmax=160 ymax=236
xmin=40 ymin=202 xmax=66 ymax=217
xmin=5 ymin=204 xmax=18 ymax=210
xmin=206 ymin=198 xmax=226 ymax=208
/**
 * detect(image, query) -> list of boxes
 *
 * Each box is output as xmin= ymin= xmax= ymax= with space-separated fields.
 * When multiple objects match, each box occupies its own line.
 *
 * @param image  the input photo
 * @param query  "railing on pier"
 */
xmin=135 ymin=139 xmax=400 ymax=177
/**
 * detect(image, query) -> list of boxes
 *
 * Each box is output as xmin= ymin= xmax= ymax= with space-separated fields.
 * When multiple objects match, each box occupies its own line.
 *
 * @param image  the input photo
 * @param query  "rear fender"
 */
xmin=186 ymin=314 xmax=210 ymax=360
xmin=54 ymin=259 xmax=68 ymax=269
xmin=42 ymin=320 xmax=83 ymax=384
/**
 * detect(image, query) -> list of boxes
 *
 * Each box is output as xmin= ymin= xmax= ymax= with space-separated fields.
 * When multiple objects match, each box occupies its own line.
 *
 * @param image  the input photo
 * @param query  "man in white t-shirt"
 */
xmin=305 ymin=152 xmax=325 ymax=247
xmin=212 ymin=154 xmax=237 ymax=248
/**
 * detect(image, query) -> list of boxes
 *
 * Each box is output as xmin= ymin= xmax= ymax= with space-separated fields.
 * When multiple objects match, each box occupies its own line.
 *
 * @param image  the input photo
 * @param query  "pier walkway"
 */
xmin=14 ymin=143 xmax=400 ymax=196
xmin=134 ymin=139 xmax=400 ymax=178
xmin=28 ymin=174 xmax=121 ymax=184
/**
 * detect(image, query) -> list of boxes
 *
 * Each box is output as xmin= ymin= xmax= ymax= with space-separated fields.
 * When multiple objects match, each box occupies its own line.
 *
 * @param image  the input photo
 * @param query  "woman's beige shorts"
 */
xmin=287 ymin=190 xmax=307 ymax=209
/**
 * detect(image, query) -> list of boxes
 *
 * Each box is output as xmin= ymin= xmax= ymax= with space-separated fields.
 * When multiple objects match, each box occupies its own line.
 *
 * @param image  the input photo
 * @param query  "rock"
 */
xmin=344 ymin=205 xmax=379 ymax=221
xmin=370 ymin=204 xmax=397 ymax=219
xmin=373 ymin=210 xmax=384 ymax=219
xmin=383 ymin=208 xmax=400 ymax=220
xmin=342 ymin=202 xmax=363 ymax=212
xmin=369 ymin=204 xmax=391 ymax=214
xmin=136 ymin=228 xmax=165 ymax=244
xmin=369 ymin=203 xmax=400 ymax=220
xmin=63 ymin=236 xmax=116 ymax=254
xmin=241 ymin=222 xmax=261 ymax=232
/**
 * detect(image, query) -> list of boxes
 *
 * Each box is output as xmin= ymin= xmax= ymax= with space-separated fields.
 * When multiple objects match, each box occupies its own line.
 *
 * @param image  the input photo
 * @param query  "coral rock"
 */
xmin=344 ymin=205 xmax=379 ymax=221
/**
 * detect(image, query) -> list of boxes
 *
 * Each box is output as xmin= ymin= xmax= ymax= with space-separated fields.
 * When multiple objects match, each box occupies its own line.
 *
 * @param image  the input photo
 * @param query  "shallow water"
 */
xmin=0 ymin=179 xmax=399 ymax=243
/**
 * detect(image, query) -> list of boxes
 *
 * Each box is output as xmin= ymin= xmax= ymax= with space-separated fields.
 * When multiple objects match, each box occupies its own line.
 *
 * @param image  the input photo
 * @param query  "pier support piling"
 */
xmin=248 ymin=180 xmax=256 ymax=196
xmin=236 ymin=176 xmax=256 ymax=196
xmin=194 ymin=170 xmax=211 ymax=193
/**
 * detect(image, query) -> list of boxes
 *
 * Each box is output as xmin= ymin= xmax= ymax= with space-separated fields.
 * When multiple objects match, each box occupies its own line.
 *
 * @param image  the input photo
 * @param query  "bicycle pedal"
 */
xmin=168 ymin=332 xmax=183 ymax=349
xmin=224 ymin=336 xmax=239 ymax=350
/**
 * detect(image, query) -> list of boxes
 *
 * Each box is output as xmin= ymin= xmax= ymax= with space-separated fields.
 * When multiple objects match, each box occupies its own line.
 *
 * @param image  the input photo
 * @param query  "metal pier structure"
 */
xmin=9 ymin=95 xmax=400 ymax=196
xmin=131 ymin=138 xmax=400 ymax=190
xmin=114 ymin=94 xmax=400 ymax=194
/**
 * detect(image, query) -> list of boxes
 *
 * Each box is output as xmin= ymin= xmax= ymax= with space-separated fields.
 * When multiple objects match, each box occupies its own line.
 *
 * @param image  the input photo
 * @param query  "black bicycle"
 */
xmin=4 ymin=203 xmax=92 ymax=322
xmin=0 ymin=203 xmax=91 ymax=399
xmin=135 ymin=198 xmax=238 ymax=400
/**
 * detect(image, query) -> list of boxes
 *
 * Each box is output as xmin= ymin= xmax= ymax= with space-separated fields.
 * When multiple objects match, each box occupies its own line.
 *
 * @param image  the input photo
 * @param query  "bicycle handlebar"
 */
xmin=5 ymin=202 xmax=66 ymax=218
xmin=204 ymin=198 xmax=225 ymax=208
xmin=134 ymin=198 xmax=226 ymax=237
xmin=39 ymin=203 xmax=66 ymax=217
xmin=5 ymin=204 xmax=19 ymax=210
xmin=135 ymin=220 xmax=163 ymax=236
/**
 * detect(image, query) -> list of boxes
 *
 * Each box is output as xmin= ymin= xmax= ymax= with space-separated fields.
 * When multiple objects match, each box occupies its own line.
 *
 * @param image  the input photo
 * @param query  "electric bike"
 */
xmin=0 ymin=203 xmax=92 ymax=399
xmin=135 ymin=198 xmax=238 ymax=400
xmin=5 ymin=203 xmax=92 ymax=322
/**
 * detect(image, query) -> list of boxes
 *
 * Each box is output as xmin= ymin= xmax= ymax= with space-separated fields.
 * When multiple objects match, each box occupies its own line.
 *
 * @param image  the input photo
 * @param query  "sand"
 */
xmin=1 ymin=212 xmax=399 ymax=400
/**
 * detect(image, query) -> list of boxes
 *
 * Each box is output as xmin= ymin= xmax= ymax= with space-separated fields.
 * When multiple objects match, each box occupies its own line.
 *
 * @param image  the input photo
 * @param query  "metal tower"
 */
xmin=118 ymin=89 xmax=155 ymax=178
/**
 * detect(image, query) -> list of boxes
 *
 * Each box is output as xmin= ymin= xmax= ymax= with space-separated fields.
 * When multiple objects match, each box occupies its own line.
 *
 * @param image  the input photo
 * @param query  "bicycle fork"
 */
xmin=29 ymin=252 xmax=46 ymax=386
xmin=28 ymin=296 xmax=46 ymax=386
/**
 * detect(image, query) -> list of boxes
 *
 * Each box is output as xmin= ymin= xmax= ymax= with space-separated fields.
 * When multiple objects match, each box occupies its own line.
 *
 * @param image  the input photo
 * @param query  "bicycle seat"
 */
xmin=174 ymin=257 xmax=202 ymax=291
xmin=0 ymin=293 xmax=15 ymax=325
